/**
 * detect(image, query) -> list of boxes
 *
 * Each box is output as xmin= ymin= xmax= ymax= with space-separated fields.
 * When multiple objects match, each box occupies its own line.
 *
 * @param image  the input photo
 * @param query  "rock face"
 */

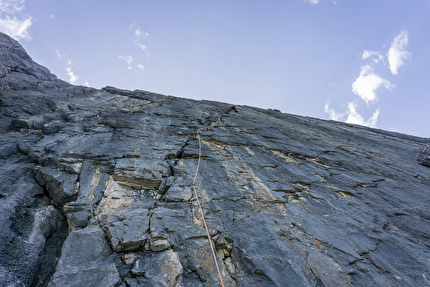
xmin=418 ymin=144 xmax=430 ymax=167
xmin=1 ymin=31 xmax=430 ymax=287
xmin=0 ymin=32 xmax=56 ymax=82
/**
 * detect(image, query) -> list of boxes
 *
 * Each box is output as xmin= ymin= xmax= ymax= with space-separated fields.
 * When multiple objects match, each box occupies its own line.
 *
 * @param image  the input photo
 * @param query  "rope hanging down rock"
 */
xmin=191 ymin=110 xmax=232 ymax=287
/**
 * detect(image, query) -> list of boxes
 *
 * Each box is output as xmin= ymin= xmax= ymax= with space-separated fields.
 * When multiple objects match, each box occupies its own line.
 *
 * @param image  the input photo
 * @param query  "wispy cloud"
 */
xmin=130 ymin=24 xmax=149 ymax=39
xmin=325 ymin=30 xmax=411 ymax=129
xmin=0 ymin=0 xmax=25 ymax=14
xmin=66 ymin=59 xmax=79 ymax=84
xmin=387 ymin=30 xmax=411 ymax=75
xmin=134 ymin=28 xmax=148 ymax=39
xmin=135 ymin=43 xmax=146 ymax=51
xmin=55 ymin=49 xmax=64 ymax=59
xmin=119 ymin=55 xmax=133 ymax=70
xmin=345 ymin=102 xmax=379 ymax=128
xmin=133 ymin=41 xmax=149 ymax=59
xmin=304 ymin=0 xmax=320 ymax=5
xmin=137 ymin=64 xmax=145 ymax=72
xmin=325 ymin=101 xmax=379 ymax=128
xmin=351 ymin=65 xmax=394 ymax=104
xmin=66 ymin=66 xmax=78 ymax=84
xmin=55 ymin=49 xmax=85 ymax=85
xmin=324 ymin=100 xmax=344 ymax=121
xmin=362 ymin=50 xmax=383 ymax=64
xmin=124 ymin=23 xmax=150 ymax=72
xmin=0 ymin=0 xmax=32 ymax=40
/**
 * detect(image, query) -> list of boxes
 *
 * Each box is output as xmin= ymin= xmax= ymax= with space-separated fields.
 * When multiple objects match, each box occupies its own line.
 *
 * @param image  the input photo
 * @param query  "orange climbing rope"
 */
xmin=192 ymin=112 xmax=228 ymax=287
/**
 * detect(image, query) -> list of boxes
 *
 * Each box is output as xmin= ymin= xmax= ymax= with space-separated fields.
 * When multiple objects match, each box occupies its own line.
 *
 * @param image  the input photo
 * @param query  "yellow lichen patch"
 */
xmin=114 ymin=95 xmax=128 ymax=103
xmin=309 ymin=236 xmax=325 ymax=249
xmin=336 ymin=191 xmax=352 ymax=198
xmin=88 ymin=172 xmax=101 ymax=200
xmin=96 ymin=177 xmax=134 ymax=218
xmin=190 ymin=203 xmax=204 ymax=229
xmin=235 ymin=126 xmax=248 ymax=133
xmin=203 ymin=139 xmax=228 ymax=146
xmin=271 ymin=150 xmax=300 ymax=165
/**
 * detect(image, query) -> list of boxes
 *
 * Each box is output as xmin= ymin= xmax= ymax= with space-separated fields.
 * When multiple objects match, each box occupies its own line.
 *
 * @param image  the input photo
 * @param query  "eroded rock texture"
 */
xmin=1 ymin=31 xmax=430 ymax=286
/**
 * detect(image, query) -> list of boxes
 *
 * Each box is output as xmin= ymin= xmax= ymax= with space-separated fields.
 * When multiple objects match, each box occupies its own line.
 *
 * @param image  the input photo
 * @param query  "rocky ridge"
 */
xmin=1 ymin=32 xmax=430 ymax=287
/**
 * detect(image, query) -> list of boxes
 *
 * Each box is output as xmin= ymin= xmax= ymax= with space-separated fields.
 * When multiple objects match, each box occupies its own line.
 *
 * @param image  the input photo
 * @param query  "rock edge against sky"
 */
xmin=1 ymin=32 xmax=430 ymax=286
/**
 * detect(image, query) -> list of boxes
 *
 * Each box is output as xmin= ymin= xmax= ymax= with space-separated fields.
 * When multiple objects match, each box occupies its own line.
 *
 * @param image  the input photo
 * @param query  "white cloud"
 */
xmin=134 ymin=42 xmax=149 ymax=59
xmin=50 ymin=14 xmax=54 ymax=19
xmin=135 ymin=43 xmax=146 ymax=51
xmin=134 ymin=28 xmax=148 ymax=38
xmin=66 ymin=66 xmax=79 ymax=84
xmin=0 ymin=15 xmax=32 ymax=40
xmin=119 ymin=55 xmax=133 ymax=70
xmin=362 ymin=50 xmax=383 ymax=64
xmin=55 ymin=49 xmax=63 ymax=59
xmin=351 ymin=65 xmax=394 ymax=104
xmin=345 ymin=102 xmax=379 ymax=128
xmin=304 ymin=0 xmax=320 ymax=5
xmin=0 ymin=0 xmax=25 ymax=14
xmin=63 ymin=59 xmax=85 ymax=85
xmin=325 ymin=101 xmax=380 ymax=128
xmin=0 ymin=0 xmax=32 ymax=40
xmin=324 ymin=101 xmax=344 ymax=121
xmin=387 ymin=30 xmax=411 ymax=75
xmin=367 ymin=108 xmax=379 ymax=128
xmin=137 ymin=64 xmax=145 ymax=72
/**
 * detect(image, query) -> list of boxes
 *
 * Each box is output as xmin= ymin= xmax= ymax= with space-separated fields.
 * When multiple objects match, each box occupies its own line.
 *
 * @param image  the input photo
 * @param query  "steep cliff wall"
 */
xmin=1 ymin=32 xmax=430 ymax=287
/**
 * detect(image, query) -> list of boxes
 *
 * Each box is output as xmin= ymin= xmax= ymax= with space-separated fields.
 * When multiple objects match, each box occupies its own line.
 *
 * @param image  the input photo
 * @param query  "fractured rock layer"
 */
xmin=1 ymin=31 xmax=430 ymax=286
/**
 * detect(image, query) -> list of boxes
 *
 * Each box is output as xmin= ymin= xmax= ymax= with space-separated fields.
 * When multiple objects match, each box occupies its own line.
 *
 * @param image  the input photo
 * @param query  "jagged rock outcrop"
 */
xmin=418 ymin=144 xmax=430 ymax=167
xmin=0 ymin=33 xmax=56 ymax=82
xmin=1 ymin=31 xmax=430 ymax=287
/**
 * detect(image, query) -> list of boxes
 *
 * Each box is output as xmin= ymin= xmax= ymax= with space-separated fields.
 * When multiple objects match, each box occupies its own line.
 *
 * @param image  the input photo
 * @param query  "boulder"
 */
xmin=34 ymin=166 xmax=79 ymax=206
xmin=113 ymin=158 xmax=170 ymax=189
xmin=131 ymin=250 xmax=183 ymax=287
xmin=100 ymin=209 xmax=150 ymax=252
xmin=48 ymin=226 xmax=121 ymax=287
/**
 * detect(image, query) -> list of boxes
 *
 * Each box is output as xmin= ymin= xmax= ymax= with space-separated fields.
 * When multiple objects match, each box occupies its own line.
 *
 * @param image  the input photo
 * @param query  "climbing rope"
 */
xmin=191 ymin=111 xmax=229 ymax=287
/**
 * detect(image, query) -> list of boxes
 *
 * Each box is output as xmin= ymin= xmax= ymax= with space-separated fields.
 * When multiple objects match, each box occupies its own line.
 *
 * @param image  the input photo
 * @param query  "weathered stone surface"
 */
xmin=113 ymin=158 xmax=170 ymax=189
xmin=0 ymin=137 xmax=68 ymax=287
xmin=131 ymin=249 xmax=183 ymax=287
xmin=0 ymin=32 xmax=57 ymax=81
xmin=48 ymin=226 xmax=121 ymax=287
xmin=100 ymin=209 xmax=150 ymax=252
xmin=151 ymin=239 xmax=171 ymax=252
xmin=164 ymin=179 xmax=193 ymax=202
xmin=34 ymin=166 xmax=79 ymax=206
xmin=417 ymin=144 xmax=430 ymax=167
xmin=1 ymin=31 xmax=430 ymax=287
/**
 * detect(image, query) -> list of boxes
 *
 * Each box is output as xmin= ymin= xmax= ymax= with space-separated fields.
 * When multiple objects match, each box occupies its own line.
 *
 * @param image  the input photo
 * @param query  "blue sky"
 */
xmin=1 ymin=0 xmax=429 ymax=137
